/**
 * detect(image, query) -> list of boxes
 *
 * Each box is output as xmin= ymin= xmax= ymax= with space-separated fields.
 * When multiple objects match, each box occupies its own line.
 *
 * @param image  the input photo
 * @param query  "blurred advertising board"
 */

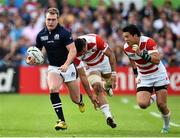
xmin=18 ymin=66 xmax=180 ymax=95
xmin=0 ymin=66 xmax=19 ymax=93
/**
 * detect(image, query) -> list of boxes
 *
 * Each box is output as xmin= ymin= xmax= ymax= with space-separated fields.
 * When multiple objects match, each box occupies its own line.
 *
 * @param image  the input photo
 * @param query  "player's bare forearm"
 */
xmin=104 ymin=47 xmax=116 ymax=72
xmin=65 ymin=43 xmax=77 ymax=66
xmin=149 ymin=52 xmax=160 ymax=65
xmin=109 ymin=54 xmax=116 ymax=72
xmin=59 ymin=43 xmax=77 ymax=72
xmin=81 ymin=76 xmax=93 ymax=98
xmin=129 ymin=59 xmax=138 ymax=77
xmin=78 ymin=68 xmax=99 ymax=109
xmin=78 ymin=68 xmax=93 ymax=98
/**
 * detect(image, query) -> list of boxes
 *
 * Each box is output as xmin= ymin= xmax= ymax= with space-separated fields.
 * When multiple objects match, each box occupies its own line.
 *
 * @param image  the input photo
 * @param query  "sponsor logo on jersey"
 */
xmin=40 ymin=36 xmax=48 ymax=41
xmin=47 ymin=41 xmax=54 ymax=43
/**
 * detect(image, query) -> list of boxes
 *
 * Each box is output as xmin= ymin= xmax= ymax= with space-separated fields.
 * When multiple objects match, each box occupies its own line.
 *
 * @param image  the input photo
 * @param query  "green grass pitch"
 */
xmin=0 ymin=94 xmax=179 ymax=137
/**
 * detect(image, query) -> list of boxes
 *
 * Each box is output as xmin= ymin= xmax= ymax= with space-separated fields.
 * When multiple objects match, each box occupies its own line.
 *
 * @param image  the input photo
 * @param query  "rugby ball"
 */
xmin=26 ymin=46 xmax=44 ymax=64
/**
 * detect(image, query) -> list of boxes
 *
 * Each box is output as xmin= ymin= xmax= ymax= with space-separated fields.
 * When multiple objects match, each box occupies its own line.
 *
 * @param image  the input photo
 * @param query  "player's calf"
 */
xmin=104 ymin=80 xmax=113 ymax=96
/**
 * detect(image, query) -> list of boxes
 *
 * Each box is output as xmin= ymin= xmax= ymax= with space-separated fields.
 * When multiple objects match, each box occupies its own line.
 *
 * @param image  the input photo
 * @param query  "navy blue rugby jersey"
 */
xmin=36 ymin=24 xmax=73 ymax=66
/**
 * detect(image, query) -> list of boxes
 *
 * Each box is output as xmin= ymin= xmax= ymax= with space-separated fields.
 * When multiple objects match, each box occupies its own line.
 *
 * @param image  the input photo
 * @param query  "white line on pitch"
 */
xmin=150 ymin=111 xmax=180 ymax=127
xmin=121 ymin=98 xmax=129 ymax=104
xmin=133 ymin=105 xmax=140 ymax=109
xmin=150 ymin=111 xmax=161 ymax=118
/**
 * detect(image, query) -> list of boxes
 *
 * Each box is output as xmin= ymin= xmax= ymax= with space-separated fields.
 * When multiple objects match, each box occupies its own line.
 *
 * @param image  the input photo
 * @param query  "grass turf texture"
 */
xmin=0 ymin=94 xmax=179 ymax=137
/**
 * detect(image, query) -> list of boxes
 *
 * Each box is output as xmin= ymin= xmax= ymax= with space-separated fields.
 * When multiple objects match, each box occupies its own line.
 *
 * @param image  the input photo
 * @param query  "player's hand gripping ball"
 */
xmin=132 ymin=44 xmax=139 ymax=52
xmin=26 ymin=46 xmax=44 ymax=65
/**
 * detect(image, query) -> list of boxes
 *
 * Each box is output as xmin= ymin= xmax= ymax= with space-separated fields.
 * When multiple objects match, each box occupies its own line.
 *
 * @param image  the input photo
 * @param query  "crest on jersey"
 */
xmin=71 ymin=72 xmax=75 ymax=77
xmin=54 ymin=34 xmax=59 ymax=40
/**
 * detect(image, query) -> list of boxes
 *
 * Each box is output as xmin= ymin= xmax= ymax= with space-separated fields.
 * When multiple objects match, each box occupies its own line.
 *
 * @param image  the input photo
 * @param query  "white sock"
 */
xmin=100 ymin=104 xmax=112 ymax=119
xmin=162 ymin=112 xmax=170 ymax=129
xmin=150 ymin=94 xmax=156 ymax=104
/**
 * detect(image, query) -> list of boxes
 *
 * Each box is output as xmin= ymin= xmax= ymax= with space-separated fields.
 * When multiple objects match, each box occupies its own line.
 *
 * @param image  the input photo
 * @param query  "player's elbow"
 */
xmin=70 ymin=47 xmax=77 ymax=58
xmin=72 ymin=47 xmax=77 ymax=55
xmin=151 ymin=53 xmax=160 ymax=65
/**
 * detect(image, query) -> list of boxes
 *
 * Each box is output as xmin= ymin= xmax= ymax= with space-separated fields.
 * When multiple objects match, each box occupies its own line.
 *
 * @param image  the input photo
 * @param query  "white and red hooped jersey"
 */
xmin=124 ymin=36 xmax=167 ymax=76
xmin=74 ymin=34 xmax=108 ymax=67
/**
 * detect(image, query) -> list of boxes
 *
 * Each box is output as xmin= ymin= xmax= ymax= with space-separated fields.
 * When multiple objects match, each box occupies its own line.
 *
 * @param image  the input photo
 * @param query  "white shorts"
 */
xmin=48 ymin=64 xmax=78 ymax=82
xmin=137 ymin=72 xmax=170 ymax=88
xmin=86 ymin=56 xmax=111 ymax=75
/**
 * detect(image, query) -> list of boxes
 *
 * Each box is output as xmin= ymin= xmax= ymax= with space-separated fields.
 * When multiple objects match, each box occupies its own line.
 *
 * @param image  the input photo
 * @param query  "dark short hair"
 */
xmin=122 ymin=24 xmax=141 ymax=37
xmin=46 ymin=7 xmax=60 ymax=18
xmin=74 ymin=38 xmax=86 ymax=53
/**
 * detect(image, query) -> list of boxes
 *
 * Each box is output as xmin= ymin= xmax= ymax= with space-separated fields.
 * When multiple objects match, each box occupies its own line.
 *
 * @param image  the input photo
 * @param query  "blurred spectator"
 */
xmin=6 ymin=0 xmax=24 ymax=8
xmin=169 ymin=11 xmax=180 ymax=38
xmin=0 ymin=0 xmax=179 ymax=67
xmin=139 ymin=0 xmax=158 ymax=20
xmin=169 ymin=39 xmax=180 ymax=66
xmin=140 ymin=16 xmax=154 ymax=37
xmin=163 ymin=0 xmax=173 ymax=21
xmin=0 ymin=25 xmax=12 ymax=66
xmin=153 ymin=12 xmax=169 ymax=31
xmin=9 ymin=16 xmax=24 ymax=42
xmin=6 ymin=0 xmax=19 ymax=16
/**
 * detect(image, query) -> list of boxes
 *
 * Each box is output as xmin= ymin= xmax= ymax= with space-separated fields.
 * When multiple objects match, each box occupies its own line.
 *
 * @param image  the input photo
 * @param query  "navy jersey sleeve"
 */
xmin=36 ymin=33 xmax=43 ymax=50
xmin=62 ymin=29 xmax=74 ymax=46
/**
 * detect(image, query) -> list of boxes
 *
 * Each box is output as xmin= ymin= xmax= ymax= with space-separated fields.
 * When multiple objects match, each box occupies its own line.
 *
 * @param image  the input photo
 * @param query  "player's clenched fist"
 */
xmin=132 ymin=44 xmax=139 ymax=51
xmin=132 ymin=44 xmax=141 ymax=55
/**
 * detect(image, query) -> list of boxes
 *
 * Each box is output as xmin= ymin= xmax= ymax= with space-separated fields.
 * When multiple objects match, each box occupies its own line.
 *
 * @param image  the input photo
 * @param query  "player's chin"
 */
xmin=47 ymin=26 xmax=55 ymax=30
xmin=127 ymin=42 xmax=130 ymax=45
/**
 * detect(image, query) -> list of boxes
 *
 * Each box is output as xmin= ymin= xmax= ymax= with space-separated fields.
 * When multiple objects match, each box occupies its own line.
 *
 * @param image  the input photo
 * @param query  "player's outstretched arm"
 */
xmin=77 ymin=67 xmax=99 ymax=110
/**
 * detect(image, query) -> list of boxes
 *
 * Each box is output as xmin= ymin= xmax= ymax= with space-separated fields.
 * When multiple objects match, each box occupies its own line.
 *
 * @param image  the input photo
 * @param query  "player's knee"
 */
xmin=138 ymin=102 xmax=149 ymax=109
xmin=88 ymin=75 xmax=102 ymax=86
xmin=49 ymin=86 xmax=59 ymax=93
xmin=92 ymin=83 xmax=103 ymax=94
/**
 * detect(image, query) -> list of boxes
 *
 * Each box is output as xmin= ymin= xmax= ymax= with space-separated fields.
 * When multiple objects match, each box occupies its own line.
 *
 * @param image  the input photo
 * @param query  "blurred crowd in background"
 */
xmin=0 ymin=0 xmax=180 ymax=67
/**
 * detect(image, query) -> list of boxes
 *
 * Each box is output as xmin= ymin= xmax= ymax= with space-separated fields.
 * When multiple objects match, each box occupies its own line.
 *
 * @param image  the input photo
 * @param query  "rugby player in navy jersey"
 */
xmin=26 ymin=8 xmax=85 ymax=130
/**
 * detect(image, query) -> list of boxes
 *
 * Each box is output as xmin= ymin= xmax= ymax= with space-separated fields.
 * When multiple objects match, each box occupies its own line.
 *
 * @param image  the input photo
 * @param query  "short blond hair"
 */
xmin=46 ymin=8 xmax=60 ymax=18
